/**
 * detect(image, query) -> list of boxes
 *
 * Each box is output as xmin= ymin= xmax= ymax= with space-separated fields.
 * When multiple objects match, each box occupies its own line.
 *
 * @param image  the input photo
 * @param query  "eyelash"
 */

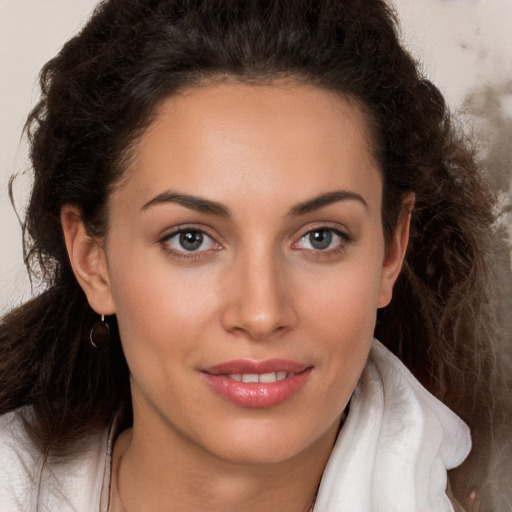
xmin=292 ymin=226 xmax=351 ymax=258
xmin=158 ymin=225 xmax=351 ymax=261
xmin=159 ymin=225 xmax=222 ymax=261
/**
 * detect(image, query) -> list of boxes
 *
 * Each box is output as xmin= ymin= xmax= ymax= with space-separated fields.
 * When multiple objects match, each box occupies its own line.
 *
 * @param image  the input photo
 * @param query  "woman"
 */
xmin=0 ymin=0 xmax=508 ymax=510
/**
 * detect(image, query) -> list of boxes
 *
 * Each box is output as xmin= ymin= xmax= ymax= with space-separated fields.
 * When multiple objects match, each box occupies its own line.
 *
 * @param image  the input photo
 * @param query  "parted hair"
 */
xmin=0 ymin=0 xmax=506 ymax=505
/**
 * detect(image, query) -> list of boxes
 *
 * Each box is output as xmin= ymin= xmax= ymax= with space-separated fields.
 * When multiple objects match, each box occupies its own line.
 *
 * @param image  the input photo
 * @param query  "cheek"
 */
xmin=295 ymin=251 xmax=383 ymax=383
xmin=106 ymin=255 xmax=228 ymax=415
xmin=106 ymin=246 xmax=222 ymax=360
xmin=299 ymin=256 xmax=383 ymax=334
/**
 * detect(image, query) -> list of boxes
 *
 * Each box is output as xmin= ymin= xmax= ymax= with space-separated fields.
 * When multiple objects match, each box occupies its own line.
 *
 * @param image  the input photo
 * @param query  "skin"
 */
xmin=62 ymin=82 xmax=412 ymax=512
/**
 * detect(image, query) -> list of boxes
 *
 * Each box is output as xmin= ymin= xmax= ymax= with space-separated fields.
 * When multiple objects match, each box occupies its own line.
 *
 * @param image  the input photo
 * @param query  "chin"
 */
xmin=195 ymin=415 xmax=338 ymax=466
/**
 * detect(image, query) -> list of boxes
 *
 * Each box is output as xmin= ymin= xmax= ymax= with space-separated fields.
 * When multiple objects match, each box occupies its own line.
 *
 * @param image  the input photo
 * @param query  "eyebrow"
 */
xmin=288 ymin=190 xmax=368 ymax=216
xmin=140 ymin=189 xmax=367 ymax=217
xmin=141 ymin=191 xmax=231 ymax=216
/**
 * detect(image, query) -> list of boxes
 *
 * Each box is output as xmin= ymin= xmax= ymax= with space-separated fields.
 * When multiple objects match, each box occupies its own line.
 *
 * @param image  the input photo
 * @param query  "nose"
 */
xmin=221 ymin=250 xmax=297 ymax=341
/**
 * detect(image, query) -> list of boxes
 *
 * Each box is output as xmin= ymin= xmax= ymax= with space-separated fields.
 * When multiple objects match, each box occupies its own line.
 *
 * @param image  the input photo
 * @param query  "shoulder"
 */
xmin=0 ymin=408 xmax=111 ymax=512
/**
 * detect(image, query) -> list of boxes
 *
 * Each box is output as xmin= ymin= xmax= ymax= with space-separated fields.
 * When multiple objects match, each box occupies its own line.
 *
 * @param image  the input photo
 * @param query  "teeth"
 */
xmin=259 ymin=372 xmax=277 ymax=383
xmin=242 ymin=373 xmax=259 ymax=383
xmin=226 ymin=372 xmax=291 ymax=383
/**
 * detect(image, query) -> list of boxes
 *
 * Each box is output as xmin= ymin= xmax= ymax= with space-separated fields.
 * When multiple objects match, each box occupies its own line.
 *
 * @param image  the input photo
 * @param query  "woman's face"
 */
xmin=81 ymin=83 xmax=408 ymax=464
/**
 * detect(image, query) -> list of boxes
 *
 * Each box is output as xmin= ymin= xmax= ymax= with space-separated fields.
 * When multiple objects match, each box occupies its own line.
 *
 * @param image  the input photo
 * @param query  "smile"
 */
xmin=225 ymin=371 xmax=289 ymax=383
xmin=202 ymin=359 xmax=312 ymax=408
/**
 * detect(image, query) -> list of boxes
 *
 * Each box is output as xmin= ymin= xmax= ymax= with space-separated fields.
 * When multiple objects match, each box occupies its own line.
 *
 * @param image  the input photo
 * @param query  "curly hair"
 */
xmin=0 ymin=0 xmax=506 ymax=505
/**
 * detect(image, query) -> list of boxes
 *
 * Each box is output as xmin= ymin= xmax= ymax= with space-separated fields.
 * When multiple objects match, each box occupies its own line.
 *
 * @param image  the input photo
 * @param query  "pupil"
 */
xmin=310 ymin=230 xmax=332 ymax=250
xmin=179 ymin=231 xmax=203 ymax=251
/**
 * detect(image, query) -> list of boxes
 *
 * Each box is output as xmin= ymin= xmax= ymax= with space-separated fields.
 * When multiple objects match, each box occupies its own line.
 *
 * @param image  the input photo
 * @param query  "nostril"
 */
xmin=222 ymin=306 xmax=296 ymax=341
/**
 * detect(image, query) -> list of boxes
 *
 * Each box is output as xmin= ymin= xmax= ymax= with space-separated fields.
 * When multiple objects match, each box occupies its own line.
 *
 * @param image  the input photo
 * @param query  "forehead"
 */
xmin=114 ymin=82 xmax=382 ymax=213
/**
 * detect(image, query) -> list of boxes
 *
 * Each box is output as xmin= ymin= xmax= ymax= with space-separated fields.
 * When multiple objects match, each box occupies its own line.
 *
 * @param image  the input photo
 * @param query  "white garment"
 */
xmin=0 ymin=339 xmax=471 ymax=512
xmin=0 ymin=411 xmax=111 ymax=511
xmin=314 ymin=340 xmax=471 ymax=512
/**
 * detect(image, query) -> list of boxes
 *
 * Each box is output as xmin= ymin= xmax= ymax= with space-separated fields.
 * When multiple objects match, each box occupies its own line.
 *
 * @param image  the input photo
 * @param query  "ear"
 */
xmin=61 ymin=204 xmax=116 ymax=315
xmin=377 ymin=193 xmax=415 ymax=308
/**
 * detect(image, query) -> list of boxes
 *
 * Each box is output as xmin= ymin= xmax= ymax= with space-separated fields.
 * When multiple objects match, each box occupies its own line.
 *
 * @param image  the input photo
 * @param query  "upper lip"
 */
xmin=203 ymin=359 xmax=310 ymax=375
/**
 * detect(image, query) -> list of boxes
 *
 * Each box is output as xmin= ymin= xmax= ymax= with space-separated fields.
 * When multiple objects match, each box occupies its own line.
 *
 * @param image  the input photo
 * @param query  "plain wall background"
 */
xmin=1 ymin=0 xmax=511 ymax=314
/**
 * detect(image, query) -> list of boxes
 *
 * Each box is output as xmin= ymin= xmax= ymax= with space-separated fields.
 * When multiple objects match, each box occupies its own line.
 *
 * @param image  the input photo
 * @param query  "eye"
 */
xmin=162 ymin=228 xmax=219 ymax=253
xmin=294 ymin=228 xmax=348 ymax=252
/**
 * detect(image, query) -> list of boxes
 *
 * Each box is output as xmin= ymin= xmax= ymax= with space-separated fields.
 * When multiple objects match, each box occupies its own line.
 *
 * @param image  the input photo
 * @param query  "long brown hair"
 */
xmin=1 ymin=0 xmax=508 ymax=505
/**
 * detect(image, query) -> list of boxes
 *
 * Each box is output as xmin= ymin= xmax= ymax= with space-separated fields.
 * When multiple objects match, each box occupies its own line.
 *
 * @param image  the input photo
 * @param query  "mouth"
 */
xmin=202 ymin=359 xmax=313 ymax=408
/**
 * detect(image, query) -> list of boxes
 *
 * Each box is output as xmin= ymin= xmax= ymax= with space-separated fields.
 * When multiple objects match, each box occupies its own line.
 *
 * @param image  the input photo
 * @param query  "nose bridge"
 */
xmin=223 ymin=240 xmax=295 ymax=340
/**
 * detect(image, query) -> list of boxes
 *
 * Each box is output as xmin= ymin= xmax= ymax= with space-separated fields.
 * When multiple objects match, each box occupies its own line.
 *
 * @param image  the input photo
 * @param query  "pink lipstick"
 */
xmin=202 ymin=359 xmax=312 ymax=408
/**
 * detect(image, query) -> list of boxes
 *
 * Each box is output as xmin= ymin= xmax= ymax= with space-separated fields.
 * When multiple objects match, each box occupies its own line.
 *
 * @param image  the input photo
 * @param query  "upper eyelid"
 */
xmin=301 ymin=227 xmax=349 ymax=238
xmin=297 ymin=228 xmax=349 ymax=246
xmin=294 ymin=223 xmax=352 ymax=241
xmin=159 ymin=224 xmax=219 ymax=242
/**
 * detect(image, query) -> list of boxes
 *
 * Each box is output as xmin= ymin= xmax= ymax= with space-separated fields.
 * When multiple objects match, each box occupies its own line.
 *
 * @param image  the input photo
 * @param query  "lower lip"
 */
xmin=202 ymin=369 xmax=312 ymax=408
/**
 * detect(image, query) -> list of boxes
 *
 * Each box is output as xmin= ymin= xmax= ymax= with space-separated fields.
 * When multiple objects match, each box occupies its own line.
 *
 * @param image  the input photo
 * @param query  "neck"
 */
xmin=110 ymin=416 xmax=340 ymax=512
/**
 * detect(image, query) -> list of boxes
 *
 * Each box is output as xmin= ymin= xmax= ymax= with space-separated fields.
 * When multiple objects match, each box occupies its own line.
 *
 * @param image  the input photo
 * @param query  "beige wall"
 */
xmin=0 ymin=0 xmax=98 ymax=313
xmin=1 ymin=0 xmax=511 ymax=314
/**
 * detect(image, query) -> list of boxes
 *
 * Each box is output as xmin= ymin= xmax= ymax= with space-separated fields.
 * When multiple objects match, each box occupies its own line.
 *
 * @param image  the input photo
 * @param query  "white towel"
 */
xmin=315 ymin=339 xmax=471 ymax=512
